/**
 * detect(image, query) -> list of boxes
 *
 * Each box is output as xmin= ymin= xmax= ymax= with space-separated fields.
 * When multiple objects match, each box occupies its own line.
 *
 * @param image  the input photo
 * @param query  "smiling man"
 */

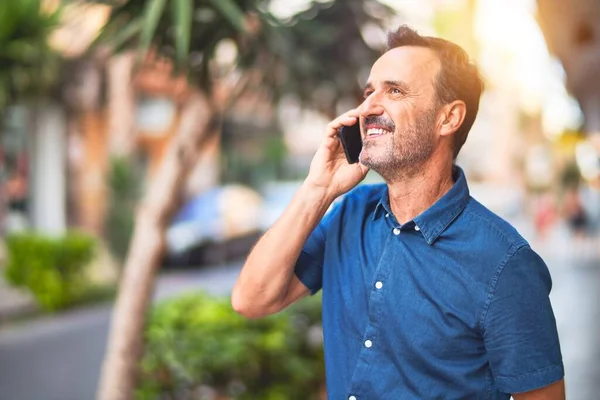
xmin=232 ymin=25 xmax=565 ymax=399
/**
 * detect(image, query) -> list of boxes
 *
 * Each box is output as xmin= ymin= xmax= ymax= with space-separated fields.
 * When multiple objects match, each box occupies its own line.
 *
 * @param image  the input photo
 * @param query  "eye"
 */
xmin=363 ymin=90 xmax=374 ymax=99
xmin=390 ymin=87 xmax=404 ymax=95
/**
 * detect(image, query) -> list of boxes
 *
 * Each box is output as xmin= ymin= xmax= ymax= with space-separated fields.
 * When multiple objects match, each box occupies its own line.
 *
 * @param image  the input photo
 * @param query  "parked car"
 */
xmin=163 ymin=184 xmax=263 ymax=267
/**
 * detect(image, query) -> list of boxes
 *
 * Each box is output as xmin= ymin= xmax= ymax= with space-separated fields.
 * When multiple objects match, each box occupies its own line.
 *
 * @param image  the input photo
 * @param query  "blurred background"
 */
xmin=0 ymin=0 xmax=599 ymax=399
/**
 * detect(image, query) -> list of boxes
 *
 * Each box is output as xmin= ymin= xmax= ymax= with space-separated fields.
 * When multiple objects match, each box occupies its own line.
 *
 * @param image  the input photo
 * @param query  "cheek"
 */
xmin=393 ymin=113 xmax=418 ymax=132
xmin=390 ymin=102 xmax=417 ymax=125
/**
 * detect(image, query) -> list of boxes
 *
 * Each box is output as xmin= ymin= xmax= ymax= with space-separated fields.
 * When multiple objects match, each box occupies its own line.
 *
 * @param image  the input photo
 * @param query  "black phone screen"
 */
xmin=339 ymin=123 xmax=362 ymax=164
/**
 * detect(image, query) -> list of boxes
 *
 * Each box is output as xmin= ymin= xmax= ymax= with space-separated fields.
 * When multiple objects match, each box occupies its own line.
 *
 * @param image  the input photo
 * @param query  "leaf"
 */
xmin=139 ymin=0 xmax=168 ymax=54
xmin=110 ymin=17 xmax=143 ymax=51
xmin=207 ymin=0 xmax=246 ymax=31
xmin=172 ymin=0 xmax=192 ymax=69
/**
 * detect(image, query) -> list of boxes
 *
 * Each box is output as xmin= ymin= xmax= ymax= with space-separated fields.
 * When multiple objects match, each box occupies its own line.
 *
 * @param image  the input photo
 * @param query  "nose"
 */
xmin=358 ymin=93 xmax=385 ymax=118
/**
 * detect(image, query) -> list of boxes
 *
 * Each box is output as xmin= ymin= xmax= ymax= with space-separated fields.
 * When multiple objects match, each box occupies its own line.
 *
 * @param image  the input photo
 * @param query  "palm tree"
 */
xmin=95 ymin=1 xmax=392 ymax=398
xmin=0 ymin=0 xmax=62 ymax=114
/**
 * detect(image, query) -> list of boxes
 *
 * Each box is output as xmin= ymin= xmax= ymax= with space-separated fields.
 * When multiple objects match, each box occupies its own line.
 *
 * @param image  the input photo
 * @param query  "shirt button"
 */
xmin=364 ymin=339 xmax=373 ymax=348
xmin=375 ymin=281 xmax=383 ymax=289
xmin=415 ymin=225 xmax=421 ymax=231
xmin=393 ymin=228 xmax=400 ymax=235
xmin=349 ymin=396 xmax=357 ymax=400
xmin=385 ymin=213 xmax=389 ymax=218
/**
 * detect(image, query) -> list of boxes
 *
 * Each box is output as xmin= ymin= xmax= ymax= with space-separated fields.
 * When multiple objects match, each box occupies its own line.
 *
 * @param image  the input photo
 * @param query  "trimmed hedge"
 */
xmin=4 ymin=232 xmax=96 ymax=311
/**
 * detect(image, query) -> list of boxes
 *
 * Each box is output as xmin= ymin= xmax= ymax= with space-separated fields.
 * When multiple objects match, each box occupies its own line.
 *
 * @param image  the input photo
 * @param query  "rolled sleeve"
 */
xmin=295 ymin=249 xmax=324 ymax=295
xmin=482 ymin=245 xmax=564 ymax=394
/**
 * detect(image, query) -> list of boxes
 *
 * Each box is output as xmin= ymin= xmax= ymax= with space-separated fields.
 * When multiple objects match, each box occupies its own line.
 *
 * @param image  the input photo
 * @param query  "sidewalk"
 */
xmin=0 ymin=276 xmax=37 ymax=323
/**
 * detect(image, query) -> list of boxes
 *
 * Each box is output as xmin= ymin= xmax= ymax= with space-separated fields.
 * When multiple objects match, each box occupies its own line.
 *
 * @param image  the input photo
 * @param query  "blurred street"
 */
xmin=0 ymin=261 xmax=244 ymax=400
xmin=551 ymin=257 xmax=600 ymax=400
xmin=537 ymin=240 xmax=600 ymax=400
xmin=0 ymin=216 xmax=598 ymax=400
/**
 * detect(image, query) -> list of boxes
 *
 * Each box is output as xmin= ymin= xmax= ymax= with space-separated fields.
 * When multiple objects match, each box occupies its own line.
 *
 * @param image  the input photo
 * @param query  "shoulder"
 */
xmin=461 ymin=197 xmax=529 ymax=250
xmin=460 ymin=198 xmax=552 ymax=288
xmin=320 ymin=183 xmax=386 ymax=228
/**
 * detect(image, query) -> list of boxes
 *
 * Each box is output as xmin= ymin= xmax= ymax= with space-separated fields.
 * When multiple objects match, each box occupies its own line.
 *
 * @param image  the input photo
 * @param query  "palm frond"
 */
xmin=0 ymin=0 xmax=63 ymax=109
xmin=172 ymin=0 xmax=192 ymax=68
xmin=207 ymin=0 xmax=246 ymax=31
xmin=139 ymin=0 xmax=168 ymax=54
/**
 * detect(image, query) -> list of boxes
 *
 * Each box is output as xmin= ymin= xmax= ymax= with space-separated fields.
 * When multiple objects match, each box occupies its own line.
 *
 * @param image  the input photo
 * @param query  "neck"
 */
xmin=386 ymin=156 xmax=455 ymax=225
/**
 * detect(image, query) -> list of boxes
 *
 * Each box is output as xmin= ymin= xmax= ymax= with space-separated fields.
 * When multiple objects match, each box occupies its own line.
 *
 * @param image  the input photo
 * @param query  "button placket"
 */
xmin=347 ymin=223 xmax=394 ymax=396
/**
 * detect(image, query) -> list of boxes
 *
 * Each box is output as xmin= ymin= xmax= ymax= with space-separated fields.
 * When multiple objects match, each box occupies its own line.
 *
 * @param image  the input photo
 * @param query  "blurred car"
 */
xmin=163 ymin=184 xmax=264 ymax=267
xmin=258 ymin=180 xmax=303 ymax=231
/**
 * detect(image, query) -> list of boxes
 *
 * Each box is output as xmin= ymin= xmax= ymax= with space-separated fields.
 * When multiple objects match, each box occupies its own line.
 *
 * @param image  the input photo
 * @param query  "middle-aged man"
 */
xmin=232 ymin=25 xmax=565 ymax=399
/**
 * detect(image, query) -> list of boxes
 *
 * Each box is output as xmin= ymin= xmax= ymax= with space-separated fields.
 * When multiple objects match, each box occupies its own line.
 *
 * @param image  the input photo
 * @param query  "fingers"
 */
xmin=325 ymin=109 xmax=360 ymax=139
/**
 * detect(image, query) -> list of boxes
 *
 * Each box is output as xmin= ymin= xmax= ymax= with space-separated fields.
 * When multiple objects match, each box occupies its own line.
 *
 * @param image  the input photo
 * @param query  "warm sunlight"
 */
xmin=474 ymin=0 xmax=582 ymax=137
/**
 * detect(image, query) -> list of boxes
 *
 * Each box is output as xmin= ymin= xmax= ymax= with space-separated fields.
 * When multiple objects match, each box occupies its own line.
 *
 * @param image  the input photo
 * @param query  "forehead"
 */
xmin=367 ymin=46 xmax=440 ymax=88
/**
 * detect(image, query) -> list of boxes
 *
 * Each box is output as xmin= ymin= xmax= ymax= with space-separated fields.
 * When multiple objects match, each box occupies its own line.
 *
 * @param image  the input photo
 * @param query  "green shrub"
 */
xmin=4 ymin=232 xmax=97 ymax=311
xmin=137 ymin=292 xmax=325 ymax=400
xmin=105 ymin=157 xmax=141 ymax=263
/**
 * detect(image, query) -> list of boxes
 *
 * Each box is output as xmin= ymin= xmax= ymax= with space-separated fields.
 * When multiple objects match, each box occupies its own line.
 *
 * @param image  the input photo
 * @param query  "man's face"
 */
xmin=358 ymin=46 xmax=442 ymax=179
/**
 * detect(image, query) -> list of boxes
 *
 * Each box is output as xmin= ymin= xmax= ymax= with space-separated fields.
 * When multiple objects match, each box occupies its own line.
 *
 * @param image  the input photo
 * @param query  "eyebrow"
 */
xmin=363 ymin=80 xmax=410 ymax=95
xmin=384 ymin=80 xmax=410 ymax=92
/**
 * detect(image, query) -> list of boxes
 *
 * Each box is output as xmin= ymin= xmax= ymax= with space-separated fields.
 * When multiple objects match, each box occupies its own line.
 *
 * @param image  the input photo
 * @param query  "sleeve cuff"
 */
xmin=497 ymin=363 xmax=564 ymax=394
xmin=294 ymin=251 xmax=323 ymax=295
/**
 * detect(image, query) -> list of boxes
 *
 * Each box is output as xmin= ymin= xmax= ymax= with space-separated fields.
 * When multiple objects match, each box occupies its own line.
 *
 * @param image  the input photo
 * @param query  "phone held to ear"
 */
xmin=339 ymin=123 xmax=362 ymax=164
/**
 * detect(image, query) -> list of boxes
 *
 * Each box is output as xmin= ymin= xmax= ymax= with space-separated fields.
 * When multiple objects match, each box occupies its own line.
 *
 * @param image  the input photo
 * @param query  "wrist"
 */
xmin=298 ymin=180 xmax=337 ymax=212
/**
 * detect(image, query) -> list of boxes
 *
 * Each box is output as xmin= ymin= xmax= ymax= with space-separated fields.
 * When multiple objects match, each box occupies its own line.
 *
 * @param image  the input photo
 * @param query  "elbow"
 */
xmin=231 ymin=285 xmax=267 ymax=319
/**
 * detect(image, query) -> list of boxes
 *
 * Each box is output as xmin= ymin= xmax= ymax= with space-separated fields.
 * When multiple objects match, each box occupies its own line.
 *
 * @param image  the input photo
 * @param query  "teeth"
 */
xmin=366 ymin=128 xmax=389 ymax=136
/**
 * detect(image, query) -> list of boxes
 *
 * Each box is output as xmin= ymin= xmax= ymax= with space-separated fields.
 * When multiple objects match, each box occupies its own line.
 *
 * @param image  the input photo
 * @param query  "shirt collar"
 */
xmin=373 ymin=166 xmax=470 ymax=245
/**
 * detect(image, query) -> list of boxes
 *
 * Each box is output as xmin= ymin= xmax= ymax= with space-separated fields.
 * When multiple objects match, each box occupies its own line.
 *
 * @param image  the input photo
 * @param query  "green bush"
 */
xmin=137 ymin=292 xmax=325 ymax=400
xmin=4 ymin=232 xmax=96 ymax=311
xmin=105 ymin=157 xmax=141 ymax=263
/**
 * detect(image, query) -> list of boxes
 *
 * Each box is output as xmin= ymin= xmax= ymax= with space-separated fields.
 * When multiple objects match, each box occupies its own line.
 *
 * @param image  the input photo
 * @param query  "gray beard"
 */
xmin=360 ymin=109 xmax=437 ymax=183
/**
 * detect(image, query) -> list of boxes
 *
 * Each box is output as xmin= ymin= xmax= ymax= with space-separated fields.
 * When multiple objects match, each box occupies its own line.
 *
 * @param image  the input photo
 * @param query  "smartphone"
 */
xmin=339 ymin=123 xmax=363 ymax=164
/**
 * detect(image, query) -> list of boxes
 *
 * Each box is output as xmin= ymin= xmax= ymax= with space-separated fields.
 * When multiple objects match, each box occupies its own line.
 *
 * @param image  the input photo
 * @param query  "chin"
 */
xmin=359 ymin=153 xmax=383 ymax=171
xmin=360 ymin=147 xmax=382 ymax=164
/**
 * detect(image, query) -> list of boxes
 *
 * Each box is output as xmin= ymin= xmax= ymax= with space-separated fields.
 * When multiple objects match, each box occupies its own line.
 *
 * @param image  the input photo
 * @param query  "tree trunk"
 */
xmin=97 ymin=91 xmax=214 ymax=400
xmin=107 ymin=51 xmax=136 ymax=157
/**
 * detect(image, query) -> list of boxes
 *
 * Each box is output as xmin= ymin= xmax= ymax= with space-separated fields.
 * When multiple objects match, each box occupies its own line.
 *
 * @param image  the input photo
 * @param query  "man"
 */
xmin=232 ymin=25 xmax=565 ymax=399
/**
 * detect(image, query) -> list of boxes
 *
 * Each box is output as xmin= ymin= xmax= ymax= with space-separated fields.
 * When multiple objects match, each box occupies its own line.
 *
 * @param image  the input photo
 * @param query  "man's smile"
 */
xmin=364 ymin=124 xmax=393 ymax=141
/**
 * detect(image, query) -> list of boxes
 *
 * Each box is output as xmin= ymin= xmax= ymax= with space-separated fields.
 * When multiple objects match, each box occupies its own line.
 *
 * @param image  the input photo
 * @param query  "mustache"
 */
xmin=363 ymin=116 xmax=395 ymax=132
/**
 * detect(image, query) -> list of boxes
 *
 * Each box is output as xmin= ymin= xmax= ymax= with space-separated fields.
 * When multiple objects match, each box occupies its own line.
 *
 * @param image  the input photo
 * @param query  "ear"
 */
xmin=439 ymin=100 xmax=466 ymax=137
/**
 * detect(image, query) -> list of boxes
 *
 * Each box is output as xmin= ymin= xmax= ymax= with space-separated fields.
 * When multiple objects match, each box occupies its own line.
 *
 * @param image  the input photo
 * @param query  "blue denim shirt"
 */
xmin=294 ymin=167 xmax=563 ymax=399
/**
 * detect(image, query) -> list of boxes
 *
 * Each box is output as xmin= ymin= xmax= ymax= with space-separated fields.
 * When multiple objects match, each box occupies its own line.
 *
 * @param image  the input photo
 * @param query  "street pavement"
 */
xmin=0 ymin=224 xmax=599 ymax=400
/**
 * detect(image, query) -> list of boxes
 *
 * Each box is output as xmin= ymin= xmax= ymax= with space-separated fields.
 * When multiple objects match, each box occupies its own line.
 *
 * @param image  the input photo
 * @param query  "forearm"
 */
xmin=231 ymin=182 xmax=334 ymax=317
xmin=512 ymin=379 xmax=565 ymax=400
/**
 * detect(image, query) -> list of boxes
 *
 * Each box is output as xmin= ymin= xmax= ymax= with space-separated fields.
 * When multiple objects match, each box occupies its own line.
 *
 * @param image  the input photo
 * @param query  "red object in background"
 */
xmin=534 ymin=194 xmax=556 ymax=239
